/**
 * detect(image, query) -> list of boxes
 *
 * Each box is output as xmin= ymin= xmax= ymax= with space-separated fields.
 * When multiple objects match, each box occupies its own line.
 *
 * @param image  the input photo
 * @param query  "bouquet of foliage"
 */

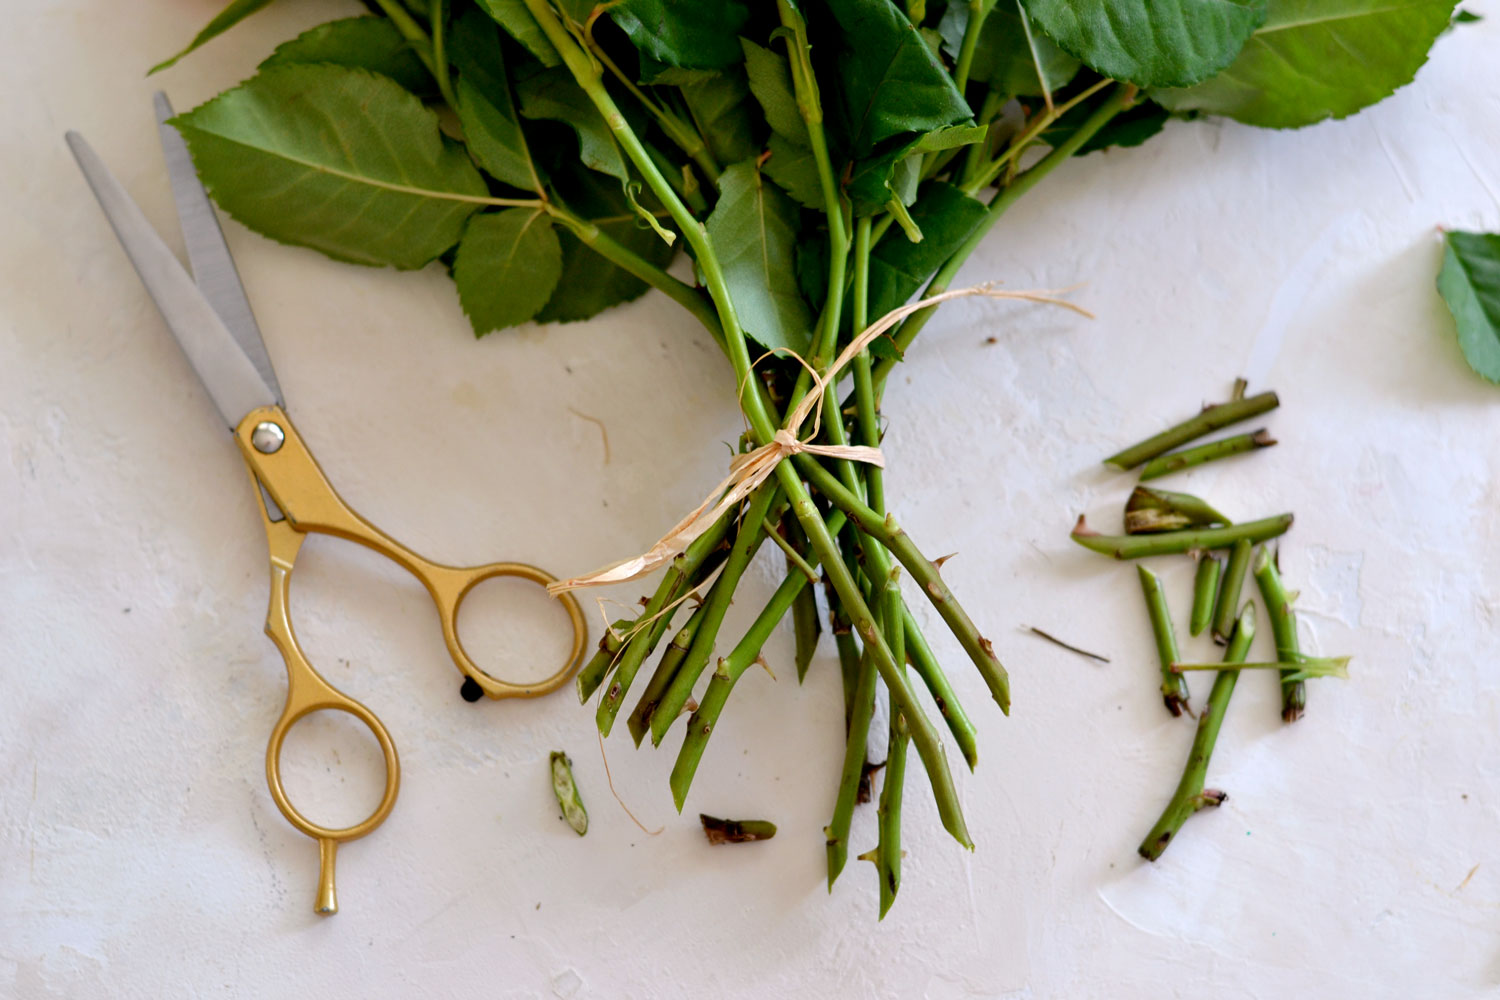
xmin=158 ymin=0 xmax=1461 ymax=913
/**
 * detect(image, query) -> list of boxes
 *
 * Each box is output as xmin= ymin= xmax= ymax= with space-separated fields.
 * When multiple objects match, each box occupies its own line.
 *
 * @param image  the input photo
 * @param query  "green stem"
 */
xmin=639 ymin=141 xmax=710 ymax=215
xmin=427 ymin=0 xmax=459 ymax=109
xmin=875 ymin=572 xmax=909 ymax=918
xmin=1189 ymin=554 xmax=1222 ymax=638
xmin=575 ymin=618 xmax=632 ymax=703
xmin=1172 ymin=658 xmax=1349 ymax=679
xmin=873 ymin=84 xmax=1135 ymax=395
xmin=953 ymin=0 xmax=993 ymax=94
xmin=625 ymin=602 xmax=705 ymax=746
xmin=1138 ymin=565 xmax=1190 ymax=716
xmin=586 ymin=36 xmax=720 ymax=184
xmin=826 ymin=616 xmax=881 ymax=888
xmin=1212 ymin=538 xmax=1252 ymax=645
xmin=850 ymin=216 xmax=886 ymax=516
xmin=1105 ymin=391 xmax=1280 ymax=470
xmin=903 ymin=607 xmax=977 ymax=769
xmin=1071 ymin=513 xmax=1294 ymax=560
xmin=1138 ymin=603 xmax=1255 ymax=861
xmin=1138 ymin=429 xmax=1277 ymax=482
xmin=1252 ymin=546 xmax=1308 ymax=723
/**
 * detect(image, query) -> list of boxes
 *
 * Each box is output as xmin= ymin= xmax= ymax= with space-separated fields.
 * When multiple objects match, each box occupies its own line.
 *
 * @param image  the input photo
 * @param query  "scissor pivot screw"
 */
xmin=252 ymin=421 xmax=286 ymax=454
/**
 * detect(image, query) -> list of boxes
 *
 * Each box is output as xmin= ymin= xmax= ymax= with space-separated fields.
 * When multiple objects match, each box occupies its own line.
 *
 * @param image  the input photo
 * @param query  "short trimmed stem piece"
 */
xmin=1212 ymin=538 xmax=1252 ymax=645
xmin=1171 ymin=658 xmax=1349 ymax=680
xmin=1138 ymin=603 xmax=1256 ymax=861
xmin=1071 ymin=513 xmax=1293 ymax=560
xmin=1138 ymin=565 xmax=1189 ymax=716
xmin=1189 ymin=554 xmax=1222 ymax=637
xmin=1105 ymin=391 xmax=1280 ymax=470
xmin=1252 ymin=546 xmax=1308 ymax=723
xmin=1138 ymin=429 xmax=1276 ymax=482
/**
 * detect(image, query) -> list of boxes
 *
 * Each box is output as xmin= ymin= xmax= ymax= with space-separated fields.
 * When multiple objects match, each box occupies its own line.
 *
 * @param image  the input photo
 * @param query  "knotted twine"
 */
xmin=547 ymin=284 xmax=1090 ymax=595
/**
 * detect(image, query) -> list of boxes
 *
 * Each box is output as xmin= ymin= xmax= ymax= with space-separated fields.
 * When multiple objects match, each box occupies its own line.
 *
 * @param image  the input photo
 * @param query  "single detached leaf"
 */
xmin=938 ymin=1 xmax=1080 ymax=97
xmin=1154 ymin=0 xmax=1457 ymax=129
xmin=608 ymin=0 xmax=750 ymax=70
xmin=741 ymin=38 xmax=808 ymax=144
xmin=764 ymin=131 xmax=823 ymax=208
xmin=705 ymin=161 xmax=814 ymax=353
xmin=865 ymin=182 xmax=987 ymax=319
xmin=824 ymin=0 xmax=974 ymax=156
xmin=451 ymin=11 xmax=540 ymax=191
xmin=150 ymin=0 xmax=276 ymax=74
xmin=1021 ymin=0 xmax=1266 ymax=88
xmin=260 ymin=17 xmax=432 ymax=96
xmin=679 ymin=68 xmax=758 ymax=168
xmin=536 ymin=166 xmax=677 ymax=323
xmin=477 ymin=0 xmax=562 ymax=66
xmin=516 ymin=67 xmax=629 ymax=182
xmin=453 ymin=209 xmax=563 ymax=334
xmin=1436 ymin=230 xmax=1500 ymax=384
xmin=172 ymin=64 xmax=488 ymax=269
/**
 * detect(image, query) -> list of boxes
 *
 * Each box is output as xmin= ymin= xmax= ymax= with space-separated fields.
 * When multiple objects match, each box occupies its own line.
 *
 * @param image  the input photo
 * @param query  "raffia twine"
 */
xmin=547 ymin=283 xmax=1090 ymax=595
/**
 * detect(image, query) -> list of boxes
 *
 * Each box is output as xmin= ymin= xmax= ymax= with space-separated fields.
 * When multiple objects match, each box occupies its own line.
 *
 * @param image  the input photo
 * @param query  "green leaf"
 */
xmin=172 ymin=64 xmax=489 ymax=269
xmin=705 ymin=161 xmax=814 ymax=353
xmin=846 ymin=125 xmax=983 ymax=214
xmin=537 ymin=166 xmax=677 ymax=323
xmin=477 ymin=0 xmax=562 ymax=65
xmin=1020 ymin=0 xmax=1266 ymax=88
xmin=742 ymin=38 xmax=808 ymax=144
xmin=451 ymin=11 xmax=540 ymax=191
xmin=1041 ymin=97 xmax=1173 ymax=156
xmin=824 ymin=0 xmax=974 ymax=156
xmin=1436 ymin=230 xmax=1500 ymax=384
xmin=764 ymin=132 xmax=823 ymax=208
xmin=260 ymin=17 xmax=433 ymax=96
xmin=679 ymin=68 xmax=758 ymax=168
xmin=608 ymin=0 xmax=750 ymax=70
xmin=1154 ymin=0 xmax=1457 ymax=128
xmin=516 ymin=67 xmax=629 ymax=182
xmin=150 ymin=0 xmax=276 ymax=74
xmin=453 ymin=209 xmax=563 ymax=334
xmin=938 ymin=1 xmax=1080 ymax=97
xmin=865 ymin=182 xmax=987 ymax=319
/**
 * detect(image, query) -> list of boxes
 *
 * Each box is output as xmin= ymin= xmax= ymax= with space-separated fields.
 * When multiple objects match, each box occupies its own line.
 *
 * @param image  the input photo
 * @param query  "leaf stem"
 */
xmin=427 ymin=0 xmax=459 ymax=109
xmin=953 ymin=0 xmax=992 ymax=94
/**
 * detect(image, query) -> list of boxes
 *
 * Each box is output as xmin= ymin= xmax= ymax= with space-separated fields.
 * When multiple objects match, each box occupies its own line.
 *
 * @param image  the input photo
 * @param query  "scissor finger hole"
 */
xmin=276 ymin=708 xmax=390 ymax=831
xmin=455 ymin=574 xmax=577 ymax=687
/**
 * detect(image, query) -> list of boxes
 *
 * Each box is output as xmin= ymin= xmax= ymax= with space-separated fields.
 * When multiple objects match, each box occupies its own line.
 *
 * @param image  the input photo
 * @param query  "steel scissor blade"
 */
xmin=66 ymin=130 xmax=276 ymax=429
xmin=154 ymin=92 xmax=283 ymax=405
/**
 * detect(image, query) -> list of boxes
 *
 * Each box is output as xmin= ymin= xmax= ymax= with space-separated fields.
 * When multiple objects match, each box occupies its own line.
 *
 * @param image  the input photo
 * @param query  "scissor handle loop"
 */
xmin=431 ymin=562 xmax=588 ymax=700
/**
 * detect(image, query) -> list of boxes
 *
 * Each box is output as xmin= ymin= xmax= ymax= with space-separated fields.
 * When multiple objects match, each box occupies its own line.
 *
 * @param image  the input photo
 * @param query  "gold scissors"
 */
xmin=66 ymin=95 xmax=587 ymax=916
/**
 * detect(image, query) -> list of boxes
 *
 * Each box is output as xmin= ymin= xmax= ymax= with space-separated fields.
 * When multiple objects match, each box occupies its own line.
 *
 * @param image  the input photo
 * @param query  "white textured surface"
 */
xmin=4 ymin=2 xmax=1500 ymax=997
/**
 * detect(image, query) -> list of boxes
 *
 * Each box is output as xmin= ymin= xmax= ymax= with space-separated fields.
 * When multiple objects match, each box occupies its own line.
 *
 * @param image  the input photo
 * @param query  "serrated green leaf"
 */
xmin=706 ymin=161 xmax=814 ymax=353
xmin=865 ymin=182 xmax=987 ymax=318
xmin=477 ymin=0 xmax=562 ymax=66
xmin=1154 ymin=0 xmax=1456 ymax=128
xmin=451 ymin=11 xmax=541 ymax=191
xmin=846 ymin=126 xmax=981 ymax=214
xmin=609 ymin=0 xmax=750 ymax=70
xmin=1436 ymin=230 xmax=1500 ymax=384
xmin=453 ymin=209 xmax=562 ymax=334
xmin=764 ymin=132 xmax=823 ymax=208
xmin=150 ymin=0 xmax=276 ymax=74
xmin=824 ymin=0 xmax=974 ymax=156
xmin=679 ymin=68 xmax=758 ymax=167
xmin=537 ymin=166 xmax=677 ymax=323
xmin=938 ymin=0 xmax=1080 ymax=97
xmin=172 ymin=64 xmax=488 ymax=269
xmin=1021 ymin=0 xmax=1265 ymax=88
xmin=516 ymin=67 xmax=629 ymax=181
xmin=260 ymin=17 xmax=432 ymax=96
xmin=741 ymin=38 xmax=809 ymax=144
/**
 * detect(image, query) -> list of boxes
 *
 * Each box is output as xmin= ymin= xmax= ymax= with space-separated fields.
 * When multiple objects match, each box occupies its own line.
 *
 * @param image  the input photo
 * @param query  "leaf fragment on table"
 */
xmin=453 ymin=209 xmax=563 ymax=335
xmin=700 ymin=814 xmax=777 ymax=844
xmin=550 ymin=751 xmax=589 ymax=836
xmin=171 ymin=64 xmax=488 ymax=269
xmin=1436 ymin=230 xmax=1500 ymax=384
xmin=1154 ymin=0 xmax=1458 ymax=129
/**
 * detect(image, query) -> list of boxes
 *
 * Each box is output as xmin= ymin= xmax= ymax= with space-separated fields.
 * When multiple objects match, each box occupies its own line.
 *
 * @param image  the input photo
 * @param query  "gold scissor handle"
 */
xmin=233 ymin=406 xmax=588 ymax=701
xmin=261 ymin=536 xmax=400 ymax=916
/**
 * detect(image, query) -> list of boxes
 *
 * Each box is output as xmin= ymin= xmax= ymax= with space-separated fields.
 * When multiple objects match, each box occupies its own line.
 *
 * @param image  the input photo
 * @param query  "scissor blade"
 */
xmin=154 ymin=92 xmax=283 ymax=405
xmin=66 ymin=130 xmax=276 ymax=429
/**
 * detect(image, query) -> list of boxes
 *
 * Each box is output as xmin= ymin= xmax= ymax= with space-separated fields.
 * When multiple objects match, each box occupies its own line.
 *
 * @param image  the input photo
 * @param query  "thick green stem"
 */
xmin=1139 ymin=603 xmax=1256 ymax=861
xmin=575 ymin=618 xmax=632 ymax=703
xmin=875 ymin=573 xmax=909 ymax=918
xmin=1072 ymin=513 xmax=1293 ymax=560
xmin=826 ymin=617 xmax=882 ymax=888
xmin=1212 ymin=538 xmax=1252 ymax=645
xmin=1138 ymin=565 xmax=1190 ymax=717
xmin=626 ymin=602 xmax=705 ymax=746
xmin=1106 ymin=391 xmax=1280 ymax=470
xmin=1138 ymin=429 xmax=1276 ymax=481
xmin=1189 ymin=554 xmax=1222 ymax=638
xmin=1252 ymin=546 xmax=1307 ymax=723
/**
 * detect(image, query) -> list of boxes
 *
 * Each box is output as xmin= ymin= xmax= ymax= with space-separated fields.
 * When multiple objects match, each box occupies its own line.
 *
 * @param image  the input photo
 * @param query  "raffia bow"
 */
xmin=547 ymin=284 xmax=1089 ymax=594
